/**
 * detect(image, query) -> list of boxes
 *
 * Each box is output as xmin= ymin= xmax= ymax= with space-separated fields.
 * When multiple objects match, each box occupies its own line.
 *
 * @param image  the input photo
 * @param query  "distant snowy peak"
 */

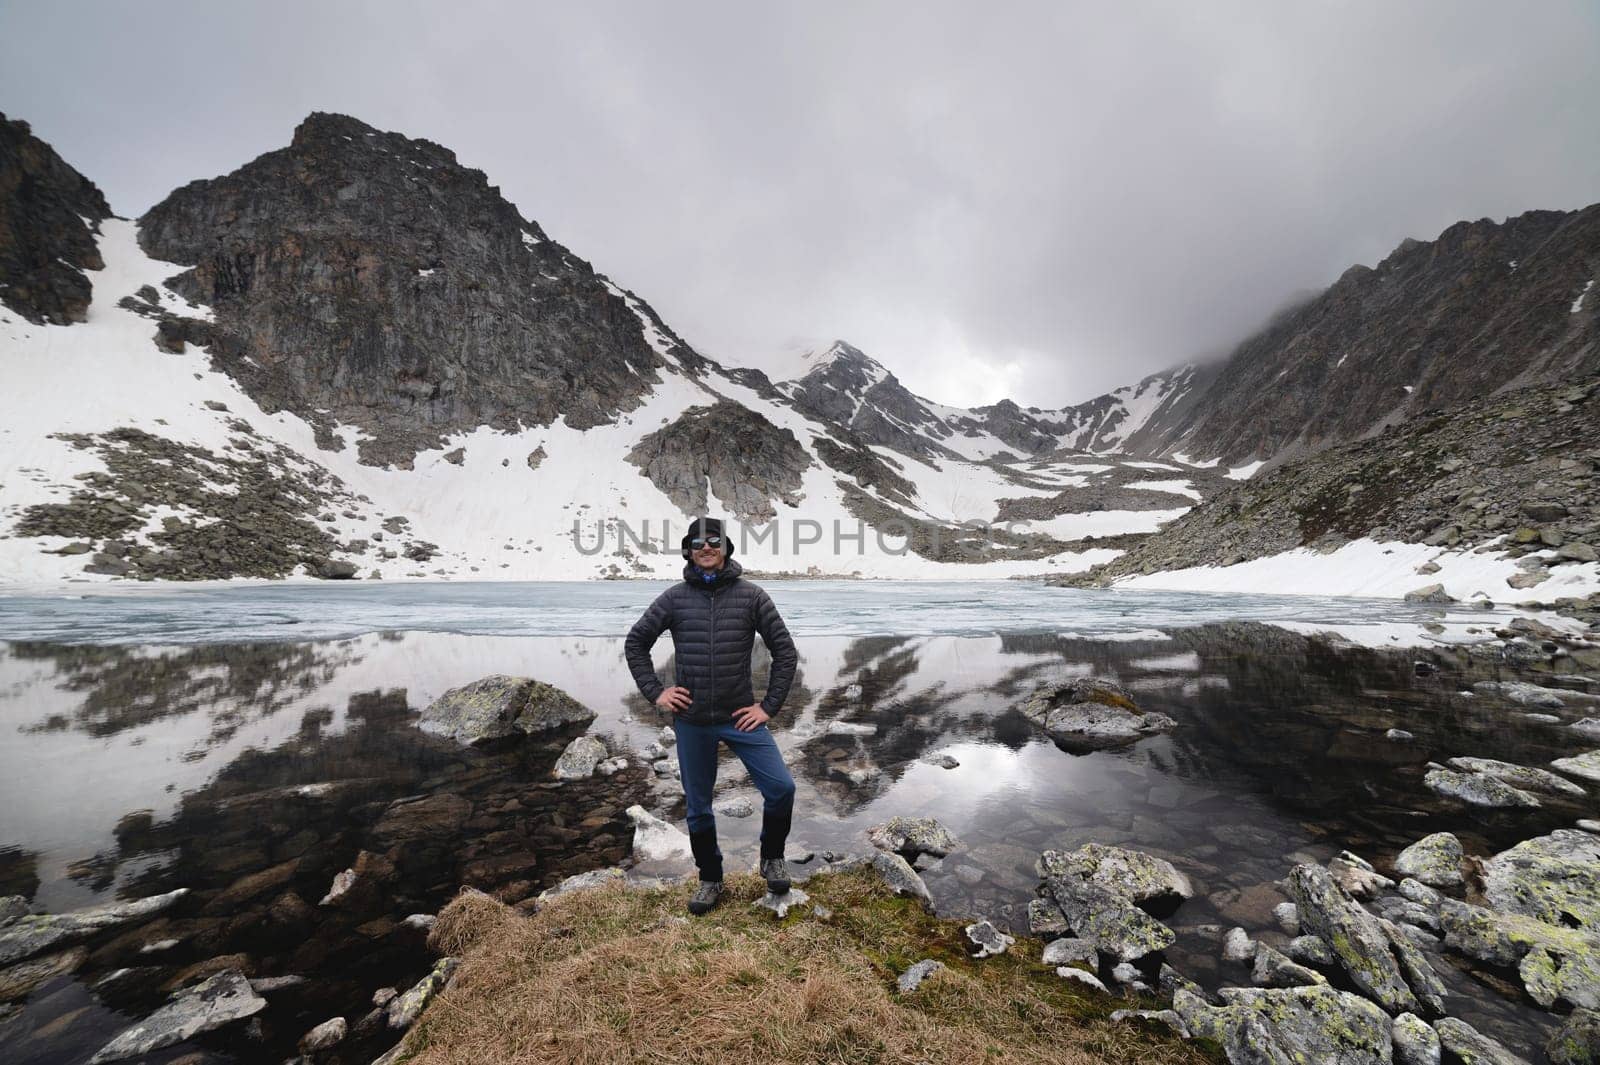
xmin=1033 ymin=363 xmax=1218 ymax=456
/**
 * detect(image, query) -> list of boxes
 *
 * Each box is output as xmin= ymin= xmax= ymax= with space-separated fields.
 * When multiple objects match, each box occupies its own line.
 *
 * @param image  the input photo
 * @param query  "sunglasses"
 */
xmin=690 ymin=536 xmax=724 ymax=549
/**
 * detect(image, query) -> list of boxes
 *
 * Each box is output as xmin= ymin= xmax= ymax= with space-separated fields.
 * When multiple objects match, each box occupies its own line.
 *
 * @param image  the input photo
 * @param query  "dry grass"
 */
xmin=406 ymin=869 xmax=1223 ymax=1065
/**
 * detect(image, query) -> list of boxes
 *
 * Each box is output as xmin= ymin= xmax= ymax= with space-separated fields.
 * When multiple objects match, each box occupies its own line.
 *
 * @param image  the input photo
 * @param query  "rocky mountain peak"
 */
xmin=0 ymin=113 xmax=113 ymax=325
xmin=135 ymin=112 xmax=677 ymax=466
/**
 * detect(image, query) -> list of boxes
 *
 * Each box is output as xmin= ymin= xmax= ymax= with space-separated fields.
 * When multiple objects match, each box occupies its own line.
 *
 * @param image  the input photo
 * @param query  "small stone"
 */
xmin=751 ymin=886 xmax=808 ymax=918
xmin=1056 ymin=966 xmax=1109 ymax=992
xmin=298 ymin=1016 xmax=347 ymax=1054
xmin=1110 ymin=961 xmax=1141 ymax=984
xmin=1041 ymin=938 xmax=1096 ymax=967
xmin=965 ymin=919 xmax=1014 ymax=958
xmin=1394 ymin=833 xmax=1465 ymax=889
xmin=896 ymin=959 xmax=944 ymax=993
xmin=1251 ymin=942 xmax=1327 ymax=988
xmin=1273 ymin=902 xmax=1300 ymax=935
xmin=1386 ymin=728 xmax=1415 ymax=741
xmin=1285 ymin=935 xmax=1335 ymax=966
xmin=713 ymin=796 xmax=755 ymax=818
xmin=1392 ymin=1012 xmax=1441 ymax=1065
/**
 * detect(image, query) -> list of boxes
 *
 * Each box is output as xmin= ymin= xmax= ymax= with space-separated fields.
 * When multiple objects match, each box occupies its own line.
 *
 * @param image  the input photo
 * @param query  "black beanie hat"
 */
xmin=680 ymin=516 xmax=733 ymax=560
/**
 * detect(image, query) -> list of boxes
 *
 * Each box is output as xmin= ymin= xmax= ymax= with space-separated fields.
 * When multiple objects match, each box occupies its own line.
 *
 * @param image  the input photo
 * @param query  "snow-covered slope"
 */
xmin=0 ymin=222 xmax=1217 ymax=584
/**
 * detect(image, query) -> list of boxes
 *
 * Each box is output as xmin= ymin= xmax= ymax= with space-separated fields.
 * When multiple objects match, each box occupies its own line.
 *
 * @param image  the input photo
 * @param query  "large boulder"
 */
xmin=1172 ymin=984 xmax=1392 ymax=1065
xmin=1037 ymin=843 xmax=1193 ymax=908
xmin=1448 ymin=756 xmax=1587 ymax=799
xmin=1484 ymin=829 xmax=1600 ymax=931
xmin=1288 ymin=863 xmax=1444 ymax=1016
xmin=418 ymin=675 xmax=594 ymax=745
xmin=1017 ymin=677 xmax=1176 ymax=753
xmin=1041 ymin=871 xmax=1178 ymax=964
xmin=867 ymin=816 xmax=958 ymax=859
xmin=1423 ymin=767 xmax=1540 ymax=808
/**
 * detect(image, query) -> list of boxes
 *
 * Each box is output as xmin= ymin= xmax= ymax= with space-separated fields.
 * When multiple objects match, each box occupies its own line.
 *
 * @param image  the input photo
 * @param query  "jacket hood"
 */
xmin=682 ymin=556 xmax=743 ymax=586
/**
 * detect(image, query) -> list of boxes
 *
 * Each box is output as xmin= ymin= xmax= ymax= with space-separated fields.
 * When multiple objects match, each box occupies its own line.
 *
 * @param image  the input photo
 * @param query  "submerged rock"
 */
xmin=1424 ymin=767 xmax=1541 ymax=808
xmin=867 ymin=816 xmax=958 ymax=859
xmin=0 ymin=888 xmax=188 ymax=967
xmin=417 ymin=674 xmax=594 ymax=744
xmin=1394 ymin=832 xmax=1465 ymax=888
xmin=1222 ymin=927 xmax=1255 ymax=963
xmin=1017 ymin=677 xmax=1176 ymax=752
xmin=89 ymin=969 xmax=266 ymax=1063
xmin=1449 ymin=756 xmax=1588 ymax=798
xmin=1553 ymin=750 xmax=1600 ymax=784
xmin=1433 ymin=1017 xmax=1529 ymax=1065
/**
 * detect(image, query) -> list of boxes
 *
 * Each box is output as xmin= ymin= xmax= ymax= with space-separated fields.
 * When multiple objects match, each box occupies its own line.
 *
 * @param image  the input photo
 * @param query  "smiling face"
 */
xmin=691 ymin=537 xmax=725 ymax=570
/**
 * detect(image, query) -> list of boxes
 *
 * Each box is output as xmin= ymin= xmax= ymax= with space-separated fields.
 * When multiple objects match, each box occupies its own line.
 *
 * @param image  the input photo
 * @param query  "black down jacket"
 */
xmin=623 ymin=557 xmax=798 ymax=725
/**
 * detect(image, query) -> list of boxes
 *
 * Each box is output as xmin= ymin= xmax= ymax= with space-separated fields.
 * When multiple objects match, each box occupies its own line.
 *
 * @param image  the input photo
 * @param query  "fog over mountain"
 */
xmin=3 ymin=3 xmax=1599 ymax=410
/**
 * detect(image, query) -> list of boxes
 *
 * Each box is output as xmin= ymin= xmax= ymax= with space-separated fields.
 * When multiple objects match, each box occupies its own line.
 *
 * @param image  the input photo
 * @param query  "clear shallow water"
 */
xmin=0 ymin=583 xmax=1594 ymax=1063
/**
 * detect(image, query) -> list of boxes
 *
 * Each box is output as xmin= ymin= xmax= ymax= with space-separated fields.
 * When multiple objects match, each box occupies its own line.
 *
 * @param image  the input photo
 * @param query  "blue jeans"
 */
xmin=672 ymin=718 xmax=796 ymax=864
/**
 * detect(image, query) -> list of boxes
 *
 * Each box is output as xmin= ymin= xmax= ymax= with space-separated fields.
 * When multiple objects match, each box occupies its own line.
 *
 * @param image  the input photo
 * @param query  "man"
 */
xmin=623 ymin=516 xmax=799 ymax=914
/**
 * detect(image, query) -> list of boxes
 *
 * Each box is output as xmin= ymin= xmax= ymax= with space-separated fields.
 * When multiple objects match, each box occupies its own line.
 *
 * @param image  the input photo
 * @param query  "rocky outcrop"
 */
xmin=1172 ymin=984 xmax=1392 ymax=1065
xmin=0 ymin=113 xmax=112 ymax=325
xmin=625 ymin=399 xmax=810 ymax=522
xmin=1034 ymin=844 xmax=1182 ymax=963
xmin=137 ymin=112 xmax=691 ymax=467
xmin=15 ymin=427 xmax=364 ymax=581
xmin=1288 ymin=863 xmax=1445 ymax=1016
xmin=1158 ymin=203 xmax=1600 ymax=465
xmin=1063 ymin=376 xmax=1600 ymax=583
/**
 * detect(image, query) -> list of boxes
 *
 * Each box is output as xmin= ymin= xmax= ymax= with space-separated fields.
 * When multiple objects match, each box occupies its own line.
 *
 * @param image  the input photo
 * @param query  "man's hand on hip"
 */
xmin=731 ymin=703 xmax=770 ymax=731
xmin=655 ymin=686 xmax=692 ymax=714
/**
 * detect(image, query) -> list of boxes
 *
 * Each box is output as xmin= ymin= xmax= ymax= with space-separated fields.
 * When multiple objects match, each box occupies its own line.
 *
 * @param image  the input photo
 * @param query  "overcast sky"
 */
xmin=4 ymin=2 xmax=1598 ymax=407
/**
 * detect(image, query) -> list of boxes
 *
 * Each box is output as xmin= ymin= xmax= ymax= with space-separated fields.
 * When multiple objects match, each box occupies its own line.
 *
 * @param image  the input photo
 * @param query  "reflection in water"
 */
xmin=1 ymin=622 xmax=1594 ymax=1062
xmin=8 ymin=640 xmax=357 ymax=741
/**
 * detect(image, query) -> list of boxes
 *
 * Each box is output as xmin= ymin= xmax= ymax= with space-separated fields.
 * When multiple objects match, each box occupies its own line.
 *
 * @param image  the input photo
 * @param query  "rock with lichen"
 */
xmin=1017 ymin=677 xmax=1176 ymax=753
xmin=418 ymin=674 xmax=595 ymax=745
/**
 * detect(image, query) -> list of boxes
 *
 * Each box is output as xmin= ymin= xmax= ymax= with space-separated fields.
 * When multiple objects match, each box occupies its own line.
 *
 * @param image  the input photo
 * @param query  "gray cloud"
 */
xmin=4 ymin=1 xmax=1598 ymax=407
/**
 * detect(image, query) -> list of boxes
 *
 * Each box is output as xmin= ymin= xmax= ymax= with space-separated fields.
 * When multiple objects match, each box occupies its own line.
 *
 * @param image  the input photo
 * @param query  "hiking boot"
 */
xmin=761 ymin=857 xmax=791 ymax=895
xmin=687 ymin=880 xmax=724 ymax=915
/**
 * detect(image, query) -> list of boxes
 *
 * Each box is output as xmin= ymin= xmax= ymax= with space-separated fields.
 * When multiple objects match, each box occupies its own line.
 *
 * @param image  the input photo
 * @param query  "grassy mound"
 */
xmin=399 ymin=867 xmax=1221 ymax=1064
